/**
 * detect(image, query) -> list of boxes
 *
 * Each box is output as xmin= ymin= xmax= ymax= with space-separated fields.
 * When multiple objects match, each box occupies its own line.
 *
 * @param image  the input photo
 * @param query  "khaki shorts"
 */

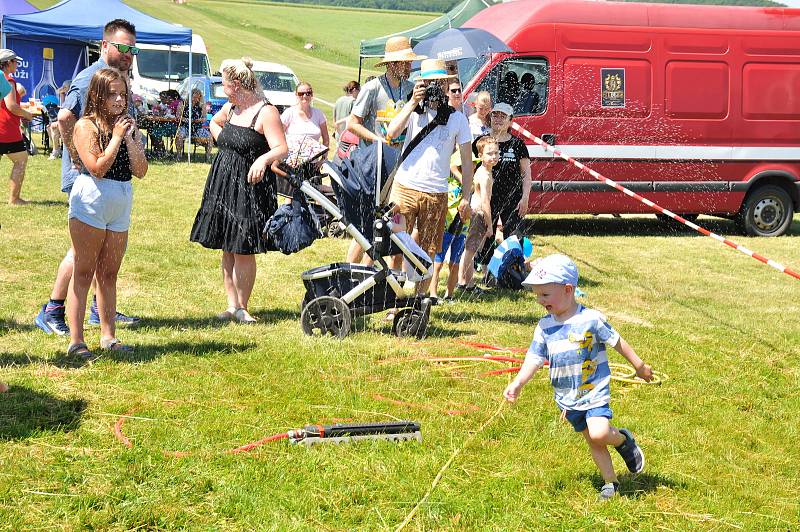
xmin=465 ymin=210 xmax=489 ymax=253
xmin=391 ymin=182 xmax=448 ymax=259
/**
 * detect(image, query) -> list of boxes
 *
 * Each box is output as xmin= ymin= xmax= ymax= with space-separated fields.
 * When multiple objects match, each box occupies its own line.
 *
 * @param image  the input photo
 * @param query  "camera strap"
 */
xmin=380 ymin=105 xmax=455 ymax=202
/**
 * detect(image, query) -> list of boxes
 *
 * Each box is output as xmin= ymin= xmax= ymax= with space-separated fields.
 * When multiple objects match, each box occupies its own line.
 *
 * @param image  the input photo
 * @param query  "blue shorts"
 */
xmin=564 ymin=404 xmax=613 ymax=432
xmin=68 ymin=174 xmax=133 ymax=232
xmin=434 ymin=231 xmax=466 ymax=264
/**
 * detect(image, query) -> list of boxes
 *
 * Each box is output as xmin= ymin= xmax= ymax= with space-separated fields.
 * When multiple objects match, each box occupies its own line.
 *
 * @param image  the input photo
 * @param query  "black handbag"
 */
xmin=263 ymin=189 xmax=322 ymax=255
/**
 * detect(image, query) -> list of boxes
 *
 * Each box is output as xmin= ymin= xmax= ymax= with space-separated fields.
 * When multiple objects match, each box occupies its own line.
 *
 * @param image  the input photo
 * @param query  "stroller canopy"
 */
xmin=332 ymin=143 xmax=399 ymax=240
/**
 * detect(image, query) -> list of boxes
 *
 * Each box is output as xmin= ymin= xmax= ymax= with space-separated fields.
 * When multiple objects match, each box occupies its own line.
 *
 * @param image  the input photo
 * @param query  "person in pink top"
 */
xmin=280 ymin=81 xmax=329 ymax=147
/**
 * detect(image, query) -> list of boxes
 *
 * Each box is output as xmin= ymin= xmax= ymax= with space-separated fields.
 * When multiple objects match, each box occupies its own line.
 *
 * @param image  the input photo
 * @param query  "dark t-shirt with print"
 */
xmin=491 ymin=134 xmax=529 ymax=203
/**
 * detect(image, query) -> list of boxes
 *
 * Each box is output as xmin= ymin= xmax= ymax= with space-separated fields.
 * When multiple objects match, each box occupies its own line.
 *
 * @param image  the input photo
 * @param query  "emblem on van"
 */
xmin=601 ymin=68 xmax=625 ymax=108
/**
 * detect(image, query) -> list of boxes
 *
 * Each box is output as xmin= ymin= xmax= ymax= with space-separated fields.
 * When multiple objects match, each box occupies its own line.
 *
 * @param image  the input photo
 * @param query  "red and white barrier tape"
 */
xmin=511 ymin=122 xmax=800 ymax=281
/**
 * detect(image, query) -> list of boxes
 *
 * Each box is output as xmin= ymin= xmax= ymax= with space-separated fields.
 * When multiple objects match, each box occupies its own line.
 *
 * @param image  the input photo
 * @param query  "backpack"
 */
xmin=496 ymin=246 xmax=527 ymax=290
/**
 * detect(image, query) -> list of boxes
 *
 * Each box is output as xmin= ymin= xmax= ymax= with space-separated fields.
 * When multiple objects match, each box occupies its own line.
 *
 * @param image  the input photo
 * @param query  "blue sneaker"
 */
xmin=34 ymin=303 xmax=70 ymax=336
xmin=616 ymin=428 xmax=645 ymax=474
xmin=88 ymin=302 xmax=141 ymax=327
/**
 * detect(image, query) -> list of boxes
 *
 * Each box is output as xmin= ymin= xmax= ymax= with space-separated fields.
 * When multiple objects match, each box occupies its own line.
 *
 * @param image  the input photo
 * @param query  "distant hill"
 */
xmin=253 ymin=0 xmax=787 ymax=12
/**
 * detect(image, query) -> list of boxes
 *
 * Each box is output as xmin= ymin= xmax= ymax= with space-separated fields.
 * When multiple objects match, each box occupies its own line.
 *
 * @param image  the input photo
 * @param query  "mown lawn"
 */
xmin=1 ymin=156 xmax=799 ymax=529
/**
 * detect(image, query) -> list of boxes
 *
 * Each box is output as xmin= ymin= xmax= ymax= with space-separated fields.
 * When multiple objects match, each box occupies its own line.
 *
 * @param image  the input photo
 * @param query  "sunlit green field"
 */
xmin=30 ymin=0 xmax=436 ymax=111
xmin=1 ymin=155 xmax=799 ymax=529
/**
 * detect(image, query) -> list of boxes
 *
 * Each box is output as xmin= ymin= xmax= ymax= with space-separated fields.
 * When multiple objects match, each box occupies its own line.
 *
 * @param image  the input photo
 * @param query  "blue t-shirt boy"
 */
xmin=503 ymin=253 xmax=654 ymax=501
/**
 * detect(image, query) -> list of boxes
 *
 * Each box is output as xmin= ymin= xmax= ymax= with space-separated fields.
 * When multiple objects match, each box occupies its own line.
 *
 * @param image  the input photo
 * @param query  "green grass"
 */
xmin=29 ymin=0 xmax=436 ymax=111
xmin=1 ymin=156 xmax=800 ymax=529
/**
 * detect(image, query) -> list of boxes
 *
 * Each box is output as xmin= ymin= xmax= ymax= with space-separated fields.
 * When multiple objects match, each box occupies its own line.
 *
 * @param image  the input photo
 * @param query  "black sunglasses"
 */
xmin=449 ymin=88 xmax=462 ymax=94
xmin=297 ymin=91 xmax=313 ymax=97
xmin=109 ymin=42 xmax=140 ymax=56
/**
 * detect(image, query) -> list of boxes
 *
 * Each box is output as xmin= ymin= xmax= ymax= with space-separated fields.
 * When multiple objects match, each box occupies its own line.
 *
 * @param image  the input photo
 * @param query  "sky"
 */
xmin=779 ymin=0 xmax=800 ymax=7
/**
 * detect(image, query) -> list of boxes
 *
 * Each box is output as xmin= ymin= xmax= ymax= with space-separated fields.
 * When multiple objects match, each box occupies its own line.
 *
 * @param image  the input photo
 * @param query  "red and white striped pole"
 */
xmin=512 ymin=122 xmax=800 ymax=281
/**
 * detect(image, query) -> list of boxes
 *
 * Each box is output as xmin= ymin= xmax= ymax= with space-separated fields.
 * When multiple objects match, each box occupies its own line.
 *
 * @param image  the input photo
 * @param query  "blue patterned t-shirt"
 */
xmin=527 ymin=305 xmax=620 ymax=411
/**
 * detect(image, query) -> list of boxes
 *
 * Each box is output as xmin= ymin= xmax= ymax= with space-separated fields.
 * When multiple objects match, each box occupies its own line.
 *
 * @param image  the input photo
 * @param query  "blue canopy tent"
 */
xmin=2 ymin=0 xmax=191 ymax=44
xmin=2 ymin=0 xmax=199 ymax=160
xmin=0 ymin=0 xmax=36 ymax=17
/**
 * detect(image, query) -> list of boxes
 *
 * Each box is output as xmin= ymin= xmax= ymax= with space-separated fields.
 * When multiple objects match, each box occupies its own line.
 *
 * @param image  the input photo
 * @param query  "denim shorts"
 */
xmin=435 ymin=231 xmax=466 ymax=264
xmin=68 ymin=173 xmax=133 ymax=232
xmin=564 ymin=404 xmax=613 ymax=432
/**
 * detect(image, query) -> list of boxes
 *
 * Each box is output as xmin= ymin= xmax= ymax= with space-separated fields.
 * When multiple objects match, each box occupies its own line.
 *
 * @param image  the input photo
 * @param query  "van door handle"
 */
xmin=541 ymin=133 xmax=556 ymax=145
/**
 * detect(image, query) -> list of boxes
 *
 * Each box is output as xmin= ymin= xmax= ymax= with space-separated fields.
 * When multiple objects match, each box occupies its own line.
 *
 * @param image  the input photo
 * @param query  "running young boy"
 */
xmin=503 ymin=253 xmax=654 ymax=501
xmin=458 ymin=136 xmax=498 ymax=293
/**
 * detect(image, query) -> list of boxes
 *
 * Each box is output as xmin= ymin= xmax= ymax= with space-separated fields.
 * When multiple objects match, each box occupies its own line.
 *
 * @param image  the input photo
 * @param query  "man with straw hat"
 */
xmin=385 ymin=58 xmax=473 ymax=294
xmin=348 ymin=36 xmax=425 ymax=148
xmin=344 ymin=36 xmax=425 ymax=264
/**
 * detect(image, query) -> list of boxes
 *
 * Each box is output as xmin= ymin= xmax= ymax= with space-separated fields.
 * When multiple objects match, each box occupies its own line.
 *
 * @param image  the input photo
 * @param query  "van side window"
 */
xmin=475 ymin=58 xmax=548 ymax=116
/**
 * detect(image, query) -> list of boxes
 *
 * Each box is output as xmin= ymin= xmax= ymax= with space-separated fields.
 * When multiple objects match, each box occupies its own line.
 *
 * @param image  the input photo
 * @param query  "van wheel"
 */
xmin=737 ymin=185 xmax=793 ymax=237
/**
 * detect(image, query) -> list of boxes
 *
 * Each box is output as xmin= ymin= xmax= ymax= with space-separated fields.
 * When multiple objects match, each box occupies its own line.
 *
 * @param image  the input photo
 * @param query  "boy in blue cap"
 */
xmin=503 ymin=253 xmax=653 ymax=501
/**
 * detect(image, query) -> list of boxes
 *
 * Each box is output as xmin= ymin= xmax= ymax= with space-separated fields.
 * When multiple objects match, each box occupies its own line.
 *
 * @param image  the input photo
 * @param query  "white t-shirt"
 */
xmin=394 ymin=108 xmax=471 ymax=194
xmin=281 ymin=106 xmax=327 ymax=143
xmin=469 ymin=113 xmax=491 ymax=139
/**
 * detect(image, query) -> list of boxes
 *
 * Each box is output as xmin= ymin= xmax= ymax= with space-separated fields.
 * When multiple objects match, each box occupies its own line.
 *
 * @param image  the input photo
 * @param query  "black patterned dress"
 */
xmin=190 ymin=103 xmax=277 ymax=254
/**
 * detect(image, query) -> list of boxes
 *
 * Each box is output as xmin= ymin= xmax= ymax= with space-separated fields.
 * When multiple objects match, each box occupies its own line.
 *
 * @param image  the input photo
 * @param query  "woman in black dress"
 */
xmin=190 ymin=58 xmax=288 ymax=323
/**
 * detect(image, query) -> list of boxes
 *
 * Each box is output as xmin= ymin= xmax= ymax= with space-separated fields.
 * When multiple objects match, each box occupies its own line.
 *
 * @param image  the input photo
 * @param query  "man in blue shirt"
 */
xmin=35 ymin=19 xmax=141 ymax=336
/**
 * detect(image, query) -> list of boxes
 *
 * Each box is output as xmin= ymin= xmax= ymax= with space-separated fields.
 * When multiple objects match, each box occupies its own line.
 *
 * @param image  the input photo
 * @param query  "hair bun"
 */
xmin=241 ymin=56 xmax=253 ymax=70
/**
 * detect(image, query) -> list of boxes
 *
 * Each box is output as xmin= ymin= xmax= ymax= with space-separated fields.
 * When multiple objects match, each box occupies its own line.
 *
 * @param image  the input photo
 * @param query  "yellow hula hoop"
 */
xmin=607 ymin=362 xmax=667 ymax=385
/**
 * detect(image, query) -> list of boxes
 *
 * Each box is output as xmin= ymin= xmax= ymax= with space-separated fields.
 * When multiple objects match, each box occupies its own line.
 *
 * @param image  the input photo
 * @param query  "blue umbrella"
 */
xmin=413 ymin=27 xmax=511 ymax=61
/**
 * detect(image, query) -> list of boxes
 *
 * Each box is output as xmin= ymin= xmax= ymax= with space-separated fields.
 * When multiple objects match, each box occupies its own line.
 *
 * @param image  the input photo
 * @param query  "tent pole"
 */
xmin=187 ymin=38 xmax=192 ymax=164
xmin=1 ymin=32 xmax=6 ymax=49
xmin=167 ymin=46 xmax=172 ymax=90
xmin=358 ymin=56 xmax=362 ymax=84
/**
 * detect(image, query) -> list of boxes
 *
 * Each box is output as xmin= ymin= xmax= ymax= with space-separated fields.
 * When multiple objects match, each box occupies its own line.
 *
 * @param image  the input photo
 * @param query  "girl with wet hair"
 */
xmin=66 ymin=67 xmax=147 ymax=358
xmin=190 ymin=57 xmax=288 ymax=324
xmin=469 ymin=91 xmax=492 ymax=139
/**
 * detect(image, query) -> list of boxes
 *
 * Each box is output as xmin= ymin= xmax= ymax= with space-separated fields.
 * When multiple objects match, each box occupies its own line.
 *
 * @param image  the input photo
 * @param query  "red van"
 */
xmin=462 ymin=0 xmax=800 ymax=236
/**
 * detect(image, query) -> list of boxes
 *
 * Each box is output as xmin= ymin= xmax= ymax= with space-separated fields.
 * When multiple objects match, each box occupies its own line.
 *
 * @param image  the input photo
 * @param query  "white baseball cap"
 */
xmin=491 ymin=102 xmax=514 ymax=117
xmin=0 ymin=49 xmax=23 ymax=63
xmin=522 ymin=254 xmax=579 ymax=288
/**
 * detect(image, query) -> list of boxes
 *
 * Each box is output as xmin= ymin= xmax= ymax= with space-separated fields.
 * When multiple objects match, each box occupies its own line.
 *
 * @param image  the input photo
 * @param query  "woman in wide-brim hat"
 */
xmin=416 ymin=58 xmax=458 ymax=81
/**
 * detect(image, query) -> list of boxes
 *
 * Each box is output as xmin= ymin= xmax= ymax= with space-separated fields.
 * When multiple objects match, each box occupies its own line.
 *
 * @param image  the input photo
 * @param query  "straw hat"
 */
xmin=375 ymin=36 xmax=426 ymax=66
xmin=417 ymin=58 xmax=457 ymax=80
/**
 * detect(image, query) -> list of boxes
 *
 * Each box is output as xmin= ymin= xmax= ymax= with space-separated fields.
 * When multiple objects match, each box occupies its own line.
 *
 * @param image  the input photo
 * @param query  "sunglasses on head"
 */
xmin=297 ymin=91 xmax=313 ymax=97
xmin=108 ymin=42 xmax=140 ymax=55
xmin=449 ymin=87 xmax=462 ymax=94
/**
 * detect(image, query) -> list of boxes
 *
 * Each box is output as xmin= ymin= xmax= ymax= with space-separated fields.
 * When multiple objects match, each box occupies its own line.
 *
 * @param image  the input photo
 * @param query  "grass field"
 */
xmin=29 ymin=0 xmax=436 ymax=113
xmin=1 ymin=156 xmax=799 ymax=529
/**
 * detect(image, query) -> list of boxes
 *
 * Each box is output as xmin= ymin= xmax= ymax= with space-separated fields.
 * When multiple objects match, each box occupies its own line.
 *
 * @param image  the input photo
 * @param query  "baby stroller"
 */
xmin=292 ymin=142 xmax=434 ymax=339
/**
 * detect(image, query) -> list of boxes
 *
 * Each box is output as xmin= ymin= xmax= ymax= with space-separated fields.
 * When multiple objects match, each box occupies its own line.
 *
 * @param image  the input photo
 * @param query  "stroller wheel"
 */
xmin=301 ymin=296 xmax=352 ymax=339
xmin=392 ymin=304 xmax=431 ymax=340
xmin=326 ymin=221 xmax=344 ymax=239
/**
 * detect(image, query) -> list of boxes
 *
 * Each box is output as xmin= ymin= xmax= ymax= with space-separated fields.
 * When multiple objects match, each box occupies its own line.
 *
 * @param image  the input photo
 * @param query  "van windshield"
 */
xmin=474 ymin=57 xmax=549 ymax=116
xmin=137 ymin=50 xmax=210 ymax=81
xmin=256 ymin=71 xmax=296 ymax=92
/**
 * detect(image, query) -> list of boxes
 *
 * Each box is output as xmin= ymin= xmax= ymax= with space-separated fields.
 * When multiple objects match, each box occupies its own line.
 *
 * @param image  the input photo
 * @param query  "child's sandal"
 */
xmin=67 ymin=342 xmax=96 ymax=360
xmin=100 ymin=338 xmax=134 ymax=352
